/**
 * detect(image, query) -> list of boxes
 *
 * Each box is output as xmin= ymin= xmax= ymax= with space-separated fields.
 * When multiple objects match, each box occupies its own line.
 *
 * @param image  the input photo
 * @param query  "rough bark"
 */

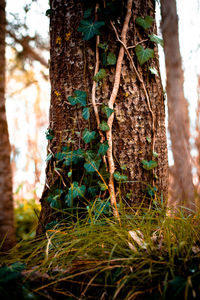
xmin=37 ymin=0 xmax=168 ymax=233
xmin=161 ymin=0 xmax=195 ymax=211
xmin=0 ymin=0 xmax=16 ymax=250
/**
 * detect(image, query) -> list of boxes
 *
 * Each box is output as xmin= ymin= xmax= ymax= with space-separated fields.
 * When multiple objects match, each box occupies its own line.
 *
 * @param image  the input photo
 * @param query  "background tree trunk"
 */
xmin=161 ymin=0 xmax=195 ymax=211
xmin=37 ymin=0 xmax=168 ymax=233
xmin=0 ymin=0 xmax=15 ymax=250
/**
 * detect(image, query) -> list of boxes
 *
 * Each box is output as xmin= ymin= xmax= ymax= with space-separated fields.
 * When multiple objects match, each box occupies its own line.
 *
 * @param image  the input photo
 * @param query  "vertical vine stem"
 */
xmin=106 ymin=0 xmax=133 ymax=220
xmin=92 ymin=4 xmax=107 ymax=168
xmin=110 ymin=22 xmax=156 ymax=156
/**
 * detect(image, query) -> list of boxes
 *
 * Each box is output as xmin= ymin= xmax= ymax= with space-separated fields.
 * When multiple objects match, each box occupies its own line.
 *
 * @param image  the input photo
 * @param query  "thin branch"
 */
xmin=7 ymin=30 xmax=48 ymax=68
xmin=111 ymin=22 xmax=156 ymax=155
xmin=106 ymin=0 xmax=133 ymax=220
xmin=91 ymin=4 xmax=107 ymax=168
xmin=127 ymin=39 xmax=148 ymax=49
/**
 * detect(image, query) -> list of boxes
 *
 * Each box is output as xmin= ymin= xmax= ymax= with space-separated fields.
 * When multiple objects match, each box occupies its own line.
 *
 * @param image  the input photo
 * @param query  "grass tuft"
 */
xmin=1 ymin=204 xmax=200 ymax=299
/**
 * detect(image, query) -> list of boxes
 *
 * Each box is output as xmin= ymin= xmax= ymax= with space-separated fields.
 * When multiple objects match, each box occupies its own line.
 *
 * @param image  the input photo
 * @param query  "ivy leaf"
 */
xmin=100 ymin=121 xmax=110 ymax=131
xmin=84 ymin=159 xmax=101 ymax=172
xmin=148 ymin=34 xmax=164 ymax=47
xmin=55 ymin=152 xmax=66 ymax=161
xmin=88 ymin=187 xmax=98 ymax=197
xmin=98 ymin=181 xmax=107 ymax=191
xmin=46 ymin=153 xmax=53 ymax=161
xmin=68 ymin=90 xmax=87 ymax=107
xmin=47 ymin=196 xmax=60 ymax=209
xmin=98 ymin=141 xmax=109 ymax=155
xmin=141 ymin=160 xmax=157 ymax=170
xmin=135 ymin=45 xmax=154 ymax=65
xmin=45 ymin=129 xmax=54 ymax=140
xmin=82 ymin=107 xmax=90 ymax=120
xmin=45 ymin=220 xmax=59 ymax=231
xmin=135 ymin=16 xmax=154 ymax=30
xmin=146 ymin=136 xmax=151 ymax=143
xmin=107 ymin=52 xmax=116 ymax=65
xmin=64 ymin=149 xmax=84 ymax=166
xmin=65 ymin=182 xmax=86 ymax=207
xmin=102 ymin=105 xmax=114 ymax=118
xmin=45 ymin=9 xmax=52 ymax=17
xmin=83 ymin=8 xmax=92 ymax=19
xmin=78 ymin=20 xmax=105 ymax=40
xmin=153 ymin=151 xmax=158 ymax=158
xmin=82 ymin=129 xmax=96 ymax=143
xmin=149 ymin=67 xmax=158 ymax=76
xmin=98 ymin=42 xmax=108 ymax=51
xmin=0 ymin=262 xmax=26 ymax=284
xmin=114 ymin=172 xmax=128 ymax=181
xmin=85 ymin=150 xmax=96 ymax=160
xmin=93 ymin=68 xmax=107 ymax=82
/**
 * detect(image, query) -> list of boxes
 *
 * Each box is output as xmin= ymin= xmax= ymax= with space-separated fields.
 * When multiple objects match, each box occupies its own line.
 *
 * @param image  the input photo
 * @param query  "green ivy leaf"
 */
xmin=141 ymin=160 xmax=157 ymax=170
xmin=78 ymin=20 xmax=105 ymax=40
xmin=135 ymin=16 xmax=154 ymax=30
xmin=114 ymin=172 xmax=128 ymax=181
xmin=93 ymin=68 xmax=107 ymax=82
xmin=68 ymin=90 xmax=87 ymax=107
xmin=45 ymin=220 xmax=59 ymax=231
xmin=152 ymin=151 xmax=158 ymax=158
xmin=64 ymin=149 xmax=84 ymax=166
xmin=98 ymin=141 xmax=109 ymax=155
xmin=102 ymin=105 xmax=114 ymax=118
xmin=135 ymin=45 xmax=154 ymax=65
xmin=121 ymin=164 xmax=127 ymax=170
xmin=46 ymin=153 xmax=53 ymax=161
xmin=98 ymin=181 xmax=107 ymax=191
xmin=88 ymin=187 xmax=98 ymax=197
xmin=107 ymin=52 xmax=116 ymax=65
xmin=98 ymin=42 xmax=108 ymax=51
xmin=149 ymin=67 xmax=158 ymax=76
xmin=0 ymin=262 xmax=26 ymax=284
xmin=47 ymin=196 xmax=60 ymax=209
xmin=84 ymin=159 xmax=101 ymax=173
xmin=83 ymin=8 xmax=92 ymax=19
xmin=100 ymin=121 xmax=110 ymax=131
xmin=65 ymin=182 xmax=86 ymax=207
xmin=82 ymin=129 xmax=96 ymax=143
xmin=45 ymin=9 xmax=52 ymax=17
xmin=82 ymin=107 xmax=90 ymax=120
xmin=146 ymin=136 xmax=151 ymax=143
xmin=146 ymin=185 xmax=157 ymax=197
xmin=45 ymin=129 xmax=54 ymax=140
xmin=148 ymin=34 xmax=164 ymax=47
xmin=68 ymin=171 xmax=72 ymax=177
xmin=55 ymin=152 xmax=66 ymax=161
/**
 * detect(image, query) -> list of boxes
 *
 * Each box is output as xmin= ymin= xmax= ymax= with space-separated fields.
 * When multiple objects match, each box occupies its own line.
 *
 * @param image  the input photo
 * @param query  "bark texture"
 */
xmin=37 ymin=0 xmax=168 ymax=233
xmin=0 ymin=0 xmax=16 ymax=250
xmin=161 ymin=0 xmax=195 ymax=211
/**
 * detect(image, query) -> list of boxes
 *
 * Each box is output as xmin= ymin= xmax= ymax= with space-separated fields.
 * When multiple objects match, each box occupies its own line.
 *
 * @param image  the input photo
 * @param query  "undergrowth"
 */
xmin=1 ymin=203 xmax=200 ymax=300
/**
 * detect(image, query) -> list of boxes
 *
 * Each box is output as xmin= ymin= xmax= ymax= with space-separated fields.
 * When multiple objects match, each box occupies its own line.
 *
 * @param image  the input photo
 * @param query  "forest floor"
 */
xmin=0 ymin=202 xmax=200 ymax=300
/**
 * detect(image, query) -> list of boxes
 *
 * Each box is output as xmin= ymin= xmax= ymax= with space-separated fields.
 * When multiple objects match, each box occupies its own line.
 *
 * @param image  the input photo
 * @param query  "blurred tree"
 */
xmin=37 ymin=0 xmax=168 ymax=232
xmin=0 ymin=0 xmax=15 ymax=250
xmin=161 ymin=0 xmax=195 ymax=211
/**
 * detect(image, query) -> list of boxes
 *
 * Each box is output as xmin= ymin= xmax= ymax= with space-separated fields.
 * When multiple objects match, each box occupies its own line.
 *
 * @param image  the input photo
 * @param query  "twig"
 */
xmin=127 ymin=39 xmax=148 ymax=49
xmin=106 ymin=0 xmax=133 ymax=220
xmin=110 ymin=22 xmax=156 ymax=155
xmin=53 ymin=161 xmax=66 ymax=187
xmin=92 ymin=4 xmax=107 ymax=168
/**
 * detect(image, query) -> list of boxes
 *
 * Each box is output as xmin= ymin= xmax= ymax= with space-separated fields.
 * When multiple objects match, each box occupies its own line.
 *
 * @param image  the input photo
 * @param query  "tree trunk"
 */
xmin=0 ymin=0 xmax=15 ymax=250
xmin=37 ymin=0 xmax=168 ymax=233
xmin=161 ymin=0 xmax=195 ymax=211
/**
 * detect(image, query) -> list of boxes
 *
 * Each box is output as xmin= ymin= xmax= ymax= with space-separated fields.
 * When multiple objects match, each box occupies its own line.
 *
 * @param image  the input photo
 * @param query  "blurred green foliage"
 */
xmin=15 ymin=198 xmax=40 ymax=241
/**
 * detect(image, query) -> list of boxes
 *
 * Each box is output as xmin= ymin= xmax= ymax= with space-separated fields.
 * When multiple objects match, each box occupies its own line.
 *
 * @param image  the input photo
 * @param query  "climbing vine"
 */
xmin=45 ymin=0 xmax=164 ymax=224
